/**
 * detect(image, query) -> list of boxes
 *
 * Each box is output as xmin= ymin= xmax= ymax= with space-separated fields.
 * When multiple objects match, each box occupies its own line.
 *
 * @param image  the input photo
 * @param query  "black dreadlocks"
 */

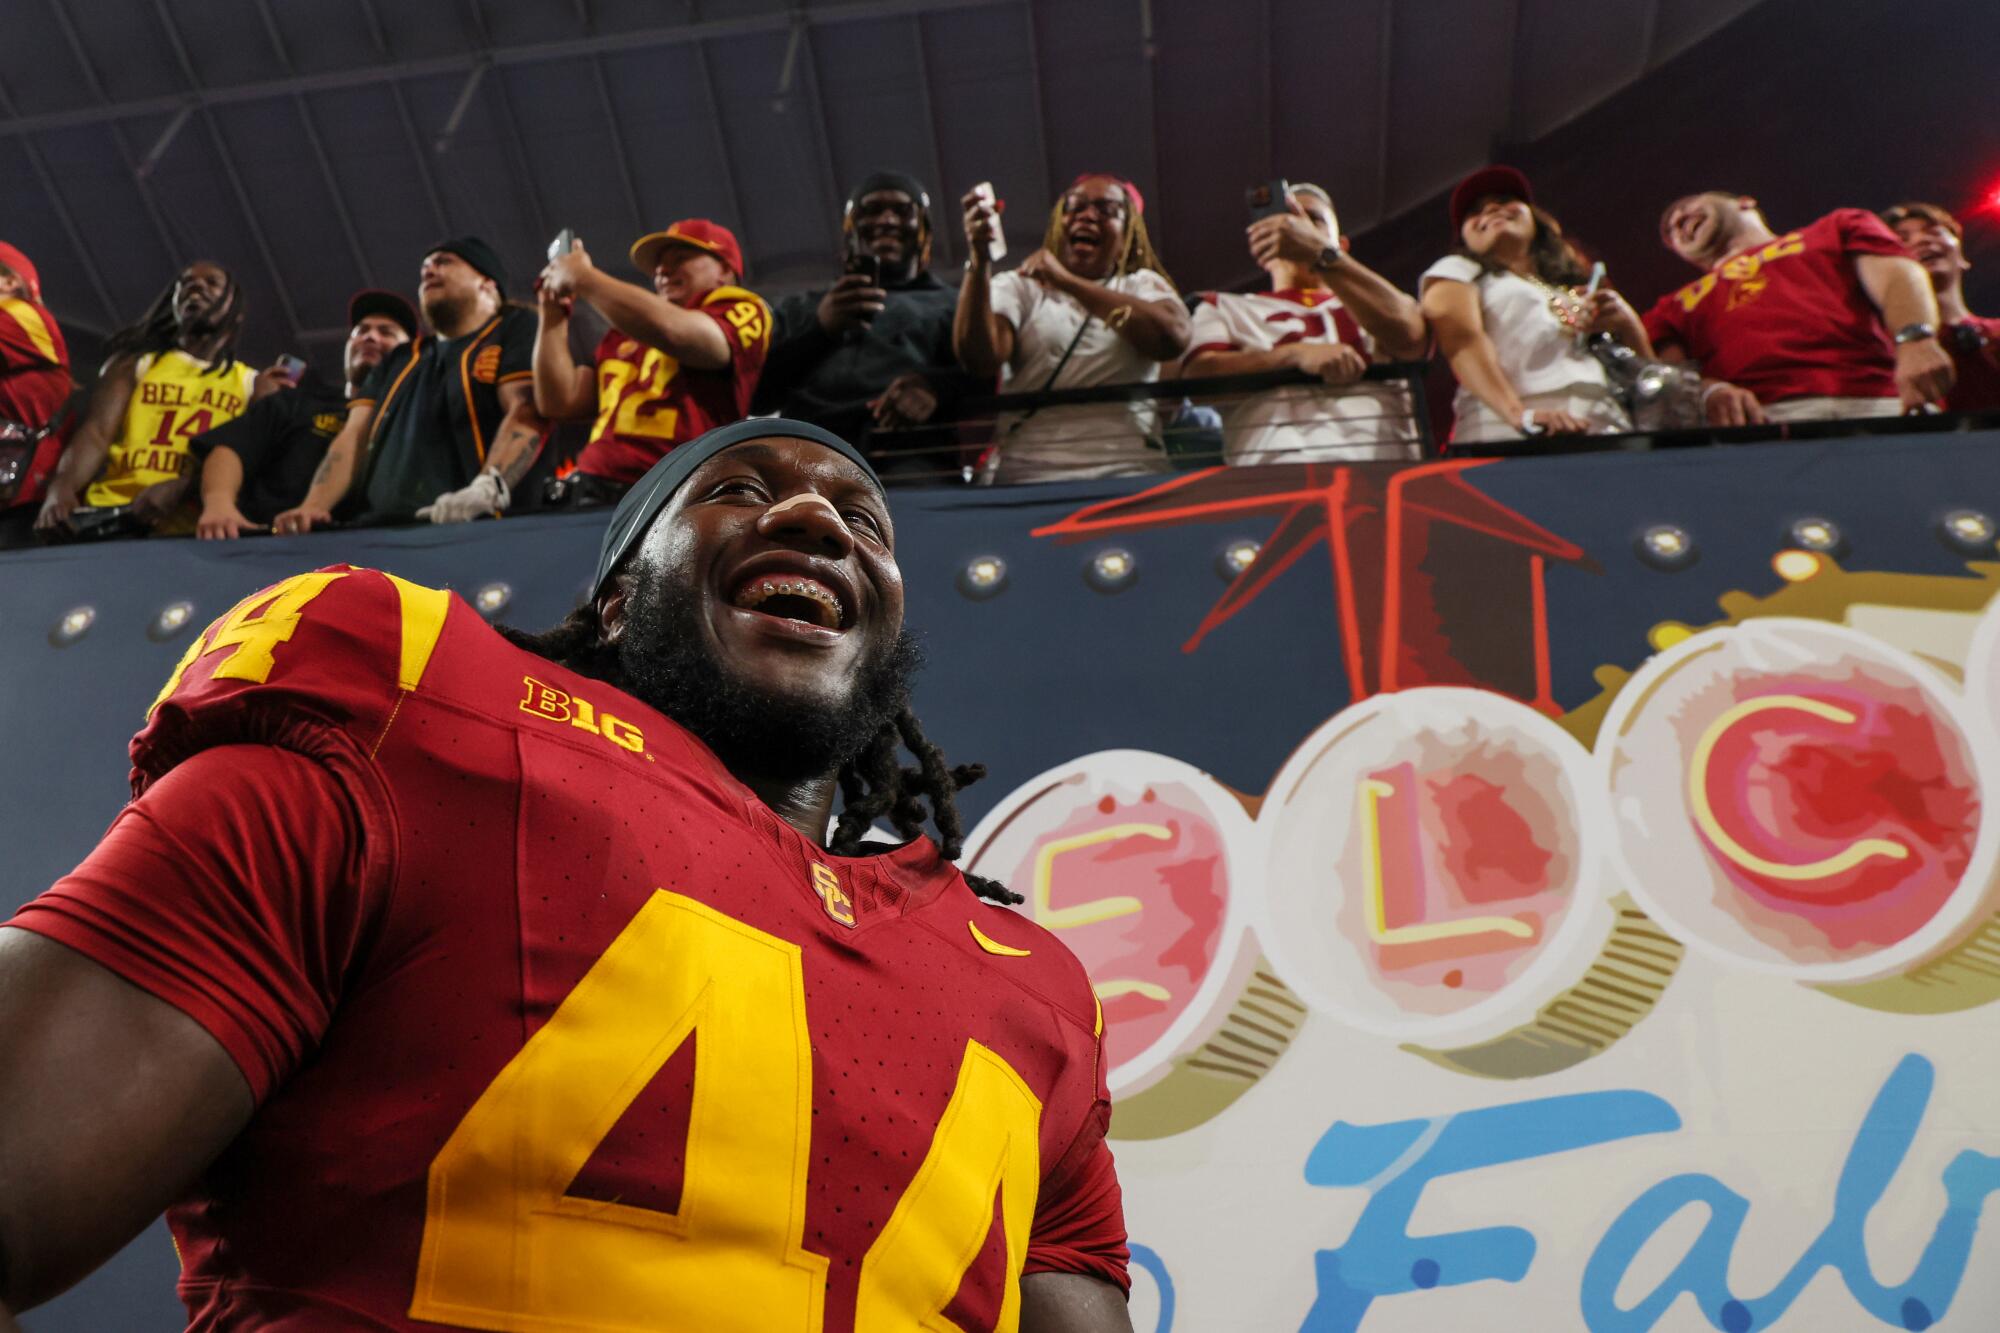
xmin=100 ymin=262 xmax=246 ymax=376
xmin=498 ymin=605 xmax=1022 ymax=905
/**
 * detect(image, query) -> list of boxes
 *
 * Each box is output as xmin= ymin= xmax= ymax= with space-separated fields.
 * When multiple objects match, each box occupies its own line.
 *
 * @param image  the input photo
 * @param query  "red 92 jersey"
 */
xmin=10 ymin=567 xmax=1126 ymax=1330
xmin=575 ymin=285 xmax=772 ymax=485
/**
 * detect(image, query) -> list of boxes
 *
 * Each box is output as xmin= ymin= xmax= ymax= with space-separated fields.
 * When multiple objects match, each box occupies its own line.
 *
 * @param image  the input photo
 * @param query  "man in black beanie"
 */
xmin=275 ymin=237 xmax=548 ymax=531
xmin=752 ymin=172 xmax=977 ymax=484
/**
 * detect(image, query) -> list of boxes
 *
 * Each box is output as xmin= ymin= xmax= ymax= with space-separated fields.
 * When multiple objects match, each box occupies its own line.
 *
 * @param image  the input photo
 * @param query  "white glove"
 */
xmin=416 ymin=468 xmax=509 ymax=524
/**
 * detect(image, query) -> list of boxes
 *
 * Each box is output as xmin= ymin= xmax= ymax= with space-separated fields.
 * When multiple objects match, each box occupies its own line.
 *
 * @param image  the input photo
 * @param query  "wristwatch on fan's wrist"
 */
xmin=1314 ymin=244 xmax=1345 ymax=271
xmin=1893 ymin=322 xmax=1938 ymax=345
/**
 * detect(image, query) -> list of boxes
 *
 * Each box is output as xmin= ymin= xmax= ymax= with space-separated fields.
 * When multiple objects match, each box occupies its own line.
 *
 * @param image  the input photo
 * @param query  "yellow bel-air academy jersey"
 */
xmin=86 ymin=349 xmax=257 ymax=507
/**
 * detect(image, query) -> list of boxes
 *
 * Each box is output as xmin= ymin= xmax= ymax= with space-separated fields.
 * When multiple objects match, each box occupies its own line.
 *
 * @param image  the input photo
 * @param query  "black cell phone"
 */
xmin=844 ymin=252 xmax=882 ymax=286
xmin=67 ymin=504 xmax=142 ymax=541
xmin=1247 ymin=178 xmax=1293 ymax=222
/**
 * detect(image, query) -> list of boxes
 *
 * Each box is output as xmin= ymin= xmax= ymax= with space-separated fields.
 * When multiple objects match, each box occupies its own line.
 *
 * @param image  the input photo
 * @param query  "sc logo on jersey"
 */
xmin=811 ymin=863 xmax=857 ymax=928
xmin=519 ymin=676 xmax=648 ymax=757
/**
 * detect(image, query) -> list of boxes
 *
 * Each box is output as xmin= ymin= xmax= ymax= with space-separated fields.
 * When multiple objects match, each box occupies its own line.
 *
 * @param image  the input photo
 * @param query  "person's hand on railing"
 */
xmin=1894 ymin=334 xmax=1955 ymax=413
xmin=817 ymin=274 xmax=888 ymax=338
xmin=197 ymin=500 xmax=263 ymax=541
xmin=33 ymin=479 xmax=79 ymax=532
xmin=870 ymin=373 xmax=939 ymax=430
xmin=1700 ymin=380 xmax=1768 ymax=427
xmin=1528 ymin=408 xmax=1593 ymax=435
xmin=961 ymin=188 xmax=1001 ymax=272
xmin=272 ymin=502 xmax=334 ymax=535
xmin=1286 ymin=342 xmax=1368 ymax=385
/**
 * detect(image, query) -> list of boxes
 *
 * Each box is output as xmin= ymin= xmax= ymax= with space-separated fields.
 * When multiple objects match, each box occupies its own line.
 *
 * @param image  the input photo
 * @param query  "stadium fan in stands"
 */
xmin=754 ymin=171 xmax=977 ymax=484
xmin=1648 ymin=190 xmax=1955 ymax=424
xmin=0 ymin=241 xmax=72 ymax=550
xmin=273 ymin=238 xmax=544 ymax=532
xmin=531 ymin=220 xmax=770 ymax=508
xmin=1420 ymin=167 xmax=1648 ymax=443
xmin=955 ymin=173 xmax=1190 ymax=482
xmin=191 ymin=291 xmax=416 ymax=540
xmin=37 ymin=261 xmax=271 ymax=538
xmin=1184 ymin=183 xmax=1427 ymax=463
xmin=1883 ymin=201 xmax=2000 ymax=414
xmin=0 ymin=418 xmax=1135 ymax=1332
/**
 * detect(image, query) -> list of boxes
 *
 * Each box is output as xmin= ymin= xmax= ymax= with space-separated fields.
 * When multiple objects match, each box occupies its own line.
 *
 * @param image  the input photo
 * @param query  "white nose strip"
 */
xmin=765 ymin=492 xmax=849 ymax=535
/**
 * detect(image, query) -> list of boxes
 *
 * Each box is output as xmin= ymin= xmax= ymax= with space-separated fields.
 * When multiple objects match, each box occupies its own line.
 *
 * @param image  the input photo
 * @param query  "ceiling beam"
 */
xmin=0 ymin=74 xmax=119 ymax=326
xmin=249 ymin=0 xmax=377 ymax=293
xmin=147 ymin=0 xmax=308 ymax=341
xmin=0 ymin=0 xmax=1019 ymax=139
xmin=691 ymin=39 xmax=752 ymax=243
xmin=1259 ymin=0 xmax=1274 ymax=182
xmin=590 ymin=57 xmax=647 ymax=242
xmin=909 ymin=14 xmax=956 ymax=265
xmin=795 ymin=22 xmax=845 ymax=219
xmin=1021 ymin=0 xmax=1056 ymax=205
xmin=1372 ymin=0 xmax=1394 ymax=223
xmin=457 ymin=0 xmax=552 ymax=243
xmin=43 ymin=0 xmax=186 ymax=270
xmin=351 ymin=0 xmax=452 ymax=240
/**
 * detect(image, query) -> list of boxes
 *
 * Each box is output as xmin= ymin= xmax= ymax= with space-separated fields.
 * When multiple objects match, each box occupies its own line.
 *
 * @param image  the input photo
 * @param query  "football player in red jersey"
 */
xmin=0 ymin=416 xmax=1132 ymax=1332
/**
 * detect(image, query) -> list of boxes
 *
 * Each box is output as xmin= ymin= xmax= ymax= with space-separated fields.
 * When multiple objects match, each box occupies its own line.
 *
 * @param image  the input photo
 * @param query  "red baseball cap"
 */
xmin=0 ymin=241 xmax=41 ymax=302
xmin=1449 ymin=166 xmax=1534 ymax=232
xmin=630 ymin=220 xmax=745 ymax=280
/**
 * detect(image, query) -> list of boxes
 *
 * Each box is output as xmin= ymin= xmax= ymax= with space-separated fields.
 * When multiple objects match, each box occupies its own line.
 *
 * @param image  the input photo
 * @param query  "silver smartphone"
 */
xmin=275 ymin=354 xmax=308 ymax=381
xmin=971 ymin=183 xmax=1006 ymax=264
xmin=547 ymin=228 xmax=576 ymax=262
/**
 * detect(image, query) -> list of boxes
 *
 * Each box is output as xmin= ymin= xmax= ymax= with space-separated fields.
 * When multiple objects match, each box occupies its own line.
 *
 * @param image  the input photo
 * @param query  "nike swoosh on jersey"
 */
xmin=967 ymin=920 xmax=1032 ymax=957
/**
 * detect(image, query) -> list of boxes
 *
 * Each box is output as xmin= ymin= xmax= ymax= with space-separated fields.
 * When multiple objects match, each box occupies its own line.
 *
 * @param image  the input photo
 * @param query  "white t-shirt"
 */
xmin=985 ymin=267 xmax=1179 ymax=484
xmin=1420 ymin=255 xmax=1612 ymax=437
xmin=1187 ymin=288 xmax=1420 ymax=464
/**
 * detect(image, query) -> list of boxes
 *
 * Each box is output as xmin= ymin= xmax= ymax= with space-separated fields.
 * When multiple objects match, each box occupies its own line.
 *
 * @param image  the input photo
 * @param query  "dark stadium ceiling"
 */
xmin=1 ymin=0 xmax=1764 ymax=357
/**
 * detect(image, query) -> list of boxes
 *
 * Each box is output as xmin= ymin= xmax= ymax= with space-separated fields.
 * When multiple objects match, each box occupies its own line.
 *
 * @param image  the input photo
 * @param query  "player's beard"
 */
xmin=615 ymin=571 xmax=924 ymax=783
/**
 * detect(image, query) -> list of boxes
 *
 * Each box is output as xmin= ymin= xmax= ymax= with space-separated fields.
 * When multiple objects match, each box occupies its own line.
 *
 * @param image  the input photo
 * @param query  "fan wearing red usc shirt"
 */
xmin=0 ymin=418 xmax=1132 ymax=1332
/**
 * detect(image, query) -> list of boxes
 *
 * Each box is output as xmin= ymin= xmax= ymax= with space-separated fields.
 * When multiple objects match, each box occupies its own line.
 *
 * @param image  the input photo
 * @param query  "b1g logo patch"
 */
xmin=473 ymin=345 xmax=502 ymax=384
xmin=519 ymin=675 xmax=648 ymax=757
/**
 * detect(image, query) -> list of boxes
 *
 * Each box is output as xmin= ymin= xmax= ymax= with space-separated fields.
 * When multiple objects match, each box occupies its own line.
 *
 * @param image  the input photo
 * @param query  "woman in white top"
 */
xmin=1420 ymin=166 xmax=1653 ymax=444
xmin=954 ymin=174 xmax=1191 ymax=483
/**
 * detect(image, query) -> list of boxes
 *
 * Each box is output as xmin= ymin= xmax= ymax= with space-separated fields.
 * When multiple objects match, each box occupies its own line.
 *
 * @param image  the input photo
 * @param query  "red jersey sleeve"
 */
xmin=1830 ymin=207 xmax=1914 ymax=260
xmin=700 ymin=286 xmax=773 ymax=413
xmin=0 ymin=296 xmax=68 ymax=372
xmin=1024 ymin=1019 xmax=1130 ymax=1294
xmin=1642 ymin=290 xmax=1687 ymax=351
xmin=6 ymin=744 xmax=381 ymax=1102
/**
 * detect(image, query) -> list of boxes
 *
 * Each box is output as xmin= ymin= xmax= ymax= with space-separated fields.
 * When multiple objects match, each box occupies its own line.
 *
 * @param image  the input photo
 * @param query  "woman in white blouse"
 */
xmin=954 ymin=174 xmax=1191 ymax=482
xmin=1420 ymin=166 xmax=1652 ymax=444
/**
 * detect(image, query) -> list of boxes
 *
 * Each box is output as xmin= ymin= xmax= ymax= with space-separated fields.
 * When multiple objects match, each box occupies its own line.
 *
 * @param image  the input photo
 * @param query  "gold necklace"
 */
xmin=1519 ymin=270 xmax=1589 ymax=333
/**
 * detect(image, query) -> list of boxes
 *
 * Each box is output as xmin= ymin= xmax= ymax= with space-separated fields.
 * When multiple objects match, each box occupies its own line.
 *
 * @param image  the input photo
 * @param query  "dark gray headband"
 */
xmin=591 ymin=417 xmax=885 ymax=599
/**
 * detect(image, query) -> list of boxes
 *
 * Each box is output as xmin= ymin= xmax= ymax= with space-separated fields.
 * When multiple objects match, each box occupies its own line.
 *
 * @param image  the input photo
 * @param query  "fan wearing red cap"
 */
xmin=954 ymin=174 xmax=1191 ymax=482
xmin=0 ymin=241 xmax=73 ymax=543
xmin=532 ymin=220 xmax=772 ymax=505
xmin=1420 ymin=166 xmax=1651 ymax=443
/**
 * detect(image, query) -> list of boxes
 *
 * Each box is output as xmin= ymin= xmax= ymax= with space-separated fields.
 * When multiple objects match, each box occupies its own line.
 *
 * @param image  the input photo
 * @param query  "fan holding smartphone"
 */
xmin=1181 ymin=179 xmax=1431 ymax=464
xmin=754 ymin=171 xmax=981 ymax=481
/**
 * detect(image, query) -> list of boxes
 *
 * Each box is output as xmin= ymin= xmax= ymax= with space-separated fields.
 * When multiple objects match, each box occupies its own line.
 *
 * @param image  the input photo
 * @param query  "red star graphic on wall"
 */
xmin=1032 ymin=461 xmax=1596 ymax=712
